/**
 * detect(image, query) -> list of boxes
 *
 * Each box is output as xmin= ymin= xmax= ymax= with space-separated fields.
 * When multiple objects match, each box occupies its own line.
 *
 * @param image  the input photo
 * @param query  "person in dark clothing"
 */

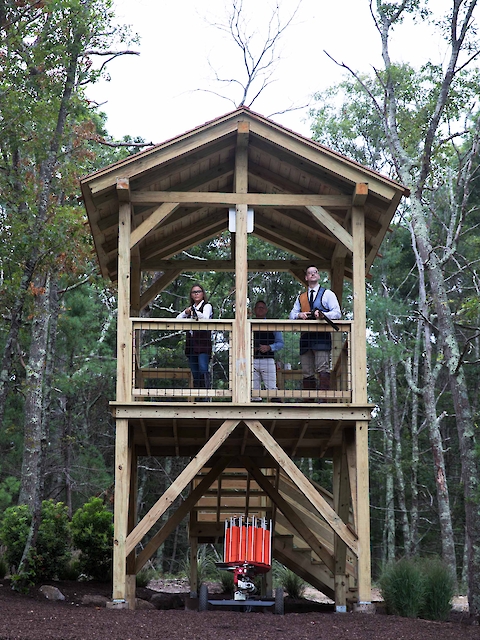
xmin=289 ymin=266 xmax=341 ymax=395
xmin=252 ymin=300 xmax=284 ymax=401
xmin=177 ymin=284 xmax=213 ymax=391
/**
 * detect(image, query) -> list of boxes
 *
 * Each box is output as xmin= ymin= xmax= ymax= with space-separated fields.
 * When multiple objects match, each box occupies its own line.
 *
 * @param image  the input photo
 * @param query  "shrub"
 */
xmin=276 ymin=566 xmax=306 ymax=599
xmin=380 ymin=557 xmax=454 ymax=620
xmin=0 ymin=554 xmax=7 ymax=579
xmin=380 ymin=559 xmax=425 ymax=618
xmin=136 ymin=567 xmax=157 ymax=588
xmin=219 ymin=570 xmax=234 ymax=594
xmin=420 ymin=557 xmax=455 ymax=621
xmin=0 ymin=501 xmax=71 ymax=582
xmin=0 ymin=504 xmax=31 ymax=570
xmin=71 ymin=497 xmax=113 ymax=582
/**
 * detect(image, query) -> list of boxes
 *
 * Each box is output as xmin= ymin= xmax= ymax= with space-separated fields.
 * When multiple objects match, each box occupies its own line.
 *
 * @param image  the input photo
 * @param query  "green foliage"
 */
xmin=275 ymin=565 xmax=306 ymax=599
xmin=136 ymin=567 xmax=157 ymax=588
xmin=57 ymin=558 xmax=82 ymax=581
xmin=0 ymin=500 xmax=71 ymax=582
xmin=380 ymin=557 xmax=454 ymax=620
xmin=0 ymin=477 xmax=21 ymax=516
xmin=219 ymin=570 xmax=234 ymax=595
xmin=0 ymin=554 xmax=8 ymax=579
xmin=419 ymin=557 xmax=455 ymax=621
xmin=380 ymin=558 xmax=425 ymax=617
xmin=0 ymin=505 xmax=33 ymax=570
xmin=71 ymin=497 xmax=113 ymax=581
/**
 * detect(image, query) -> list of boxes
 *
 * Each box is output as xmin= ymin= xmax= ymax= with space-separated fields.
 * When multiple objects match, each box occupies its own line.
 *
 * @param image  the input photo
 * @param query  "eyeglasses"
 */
xmin=306 ymin=270 xmax=318 ymax=275
xmin=191 ymin=290 xmax=203 ymax=294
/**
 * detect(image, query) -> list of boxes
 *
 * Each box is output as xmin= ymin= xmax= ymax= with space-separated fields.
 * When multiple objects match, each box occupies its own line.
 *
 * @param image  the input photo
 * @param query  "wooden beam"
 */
xmin=135 ymin=457 xmax=230 ymax=572
xmin=244 ymin=420 xmax=358 ymax=554
xmin=352 ymin=183 xmax=368 ymax=206
xmin=234 ymin=121 xmax=250 ymax=403
xmin=356 ymin=420 xmax=371 ymax=603
xmin=241 ymin=457 xmax=335 ymax=573
xmin=306 ymin=205 xmax=353 ymax=253
xmin=112 ymin=419 xmax=130 ymax=602
xmin=130 ymin=202 xmax=180 ymax=249
xmin=139 ymin=267 xmax=183 ymax=310
xmin=116 ymin=177 xmax=131 ymax=202
xmin=116 ymin=201 xmax=132 ymax=401
xmin=125 ymin=420 xmax=240 ymax=555
xmin=142 ymin=259 xmax=324 ymax=273
xmin=130 ymin=191 xmax=352 ymax=207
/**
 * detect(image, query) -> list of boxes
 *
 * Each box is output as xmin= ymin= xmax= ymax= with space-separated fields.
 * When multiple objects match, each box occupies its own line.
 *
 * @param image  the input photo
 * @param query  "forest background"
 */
xmin=1 ymin=0 xmax=480 ymax=617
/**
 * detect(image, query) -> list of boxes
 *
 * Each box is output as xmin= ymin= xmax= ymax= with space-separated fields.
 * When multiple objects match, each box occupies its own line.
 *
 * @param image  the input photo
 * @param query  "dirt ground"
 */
xmin=0 ymin=578 xmax=478 ymax=640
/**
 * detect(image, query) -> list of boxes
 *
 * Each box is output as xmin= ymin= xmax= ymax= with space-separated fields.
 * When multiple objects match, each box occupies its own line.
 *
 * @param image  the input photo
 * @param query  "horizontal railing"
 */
xmin=130 ymin=318 xmax=353 ymax=403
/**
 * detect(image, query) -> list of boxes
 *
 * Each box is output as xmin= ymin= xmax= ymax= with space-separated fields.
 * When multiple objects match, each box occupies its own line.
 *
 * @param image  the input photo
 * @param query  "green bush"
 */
xmin=0 ymin=554 xmax=7 ymax=579
xmin=0 ymin=500 xmax=71 ymax=583
xmin=71 ymin=497 xmax=113 ymax=582
xmin=0 ymin=504 xmax=31 ymax=570
xmin=136 ymin=567 xmax=157 ymax=588
xmin=380 ymin=557 xmax=454 ymax=620
xmin=219 ymin=570 xmax=234 ymax=594
xmin=276 ymin=566 xmax=306 ymax=599
xmin=380 ymin=559 xmax=425 ymax=618
xmin=420 ymin=557 xmax=455 ymax=621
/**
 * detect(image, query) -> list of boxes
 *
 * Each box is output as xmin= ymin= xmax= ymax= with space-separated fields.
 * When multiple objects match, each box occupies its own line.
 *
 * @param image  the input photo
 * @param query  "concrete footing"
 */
xmin=353 ymin=602 xmax=376 ymax=614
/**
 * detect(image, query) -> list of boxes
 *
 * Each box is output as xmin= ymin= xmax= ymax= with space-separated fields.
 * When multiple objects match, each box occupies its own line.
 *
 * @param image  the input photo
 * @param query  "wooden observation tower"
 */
xmin=80 ymin=108 xmax=408 ymax=611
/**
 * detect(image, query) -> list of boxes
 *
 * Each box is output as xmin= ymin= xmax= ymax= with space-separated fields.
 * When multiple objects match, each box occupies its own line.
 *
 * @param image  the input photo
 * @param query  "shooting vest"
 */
xmin=185 ymin=300 xmax=213 ymax=356
xmin=298 ymin=287 xmax=332 ymax=354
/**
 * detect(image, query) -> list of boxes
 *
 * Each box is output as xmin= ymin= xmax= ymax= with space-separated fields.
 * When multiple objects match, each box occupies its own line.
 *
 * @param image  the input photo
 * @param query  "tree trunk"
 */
xmin=383 ymin=359 xmax=395 ymax=564
xmin=390 ymin=357 xmax=412 ymax=556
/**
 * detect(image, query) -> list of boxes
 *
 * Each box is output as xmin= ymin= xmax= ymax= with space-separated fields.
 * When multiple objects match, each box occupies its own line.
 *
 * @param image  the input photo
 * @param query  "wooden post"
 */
xmin=116 ymin=194 xmax=132 ymax=402
xmin=351 ymin=198 xmax=371 ymax=605
xmin=234 ymin=122 xmax=250 ymax=403
xmin=112 ymin=419 xmax=130 ymax=605
xmin=333 ymin=444 xmax=350 ymax=611
xmin=111 ymin=181 xmax=132 ymax=607
xmin=126 ymin=448 xmax=137 ymax=609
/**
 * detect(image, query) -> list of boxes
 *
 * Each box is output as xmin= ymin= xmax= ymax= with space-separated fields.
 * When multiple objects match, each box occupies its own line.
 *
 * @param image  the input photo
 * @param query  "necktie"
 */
xmin=309 ymin=289 xmax=314 ymax=310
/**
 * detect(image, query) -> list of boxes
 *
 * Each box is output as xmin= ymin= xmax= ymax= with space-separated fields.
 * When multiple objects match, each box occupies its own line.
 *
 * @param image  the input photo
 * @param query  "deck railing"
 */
xmin=130 ymin=318 xmax=353 ymax=403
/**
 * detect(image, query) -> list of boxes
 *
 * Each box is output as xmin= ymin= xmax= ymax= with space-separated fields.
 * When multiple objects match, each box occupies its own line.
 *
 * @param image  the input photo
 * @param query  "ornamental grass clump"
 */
xmin=380 ymin=557 xmax=454 ymax=620
xmin=277 ymin=566 xmax=306 ymax=599
xmin=420 ymin=557 xmax=455 ymax=621
xmin=379 ymin=558 xmax=424 ymax=618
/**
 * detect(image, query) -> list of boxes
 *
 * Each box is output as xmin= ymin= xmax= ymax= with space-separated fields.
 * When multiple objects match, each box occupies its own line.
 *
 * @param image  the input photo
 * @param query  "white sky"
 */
xmin=90 ymin=0 xmax=454 ymax=144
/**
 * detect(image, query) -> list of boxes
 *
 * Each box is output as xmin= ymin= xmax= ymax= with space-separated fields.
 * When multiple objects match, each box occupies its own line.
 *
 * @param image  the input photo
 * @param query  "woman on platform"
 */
xmin=176 ymin=284 xmax=213 ymax=391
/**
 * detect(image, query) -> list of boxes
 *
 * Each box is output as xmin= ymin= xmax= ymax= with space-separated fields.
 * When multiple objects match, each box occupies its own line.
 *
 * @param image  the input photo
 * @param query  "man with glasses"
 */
xmin=289 ymin=266 xmax=341 ymax=399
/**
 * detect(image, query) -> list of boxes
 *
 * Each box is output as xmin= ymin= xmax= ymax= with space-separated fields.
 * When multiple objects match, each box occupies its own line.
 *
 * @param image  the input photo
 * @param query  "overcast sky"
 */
xmin=89 ymin=0 xmax=454 ymax=144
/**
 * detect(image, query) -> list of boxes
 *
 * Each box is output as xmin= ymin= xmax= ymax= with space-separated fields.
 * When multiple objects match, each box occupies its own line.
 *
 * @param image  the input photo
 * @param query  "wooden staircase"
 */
xmin=190 ymin=465 xmax=357 ymax=604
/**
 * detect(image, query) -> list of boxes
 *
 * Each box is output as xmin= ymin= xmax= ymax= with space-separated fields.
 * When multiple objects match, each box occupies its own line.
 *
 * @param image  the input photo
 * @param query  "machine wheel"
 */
xmin=199 ymin=583 xmax=209 ymax=611
xmin=274 ymin=587 xmax=284 ymax=615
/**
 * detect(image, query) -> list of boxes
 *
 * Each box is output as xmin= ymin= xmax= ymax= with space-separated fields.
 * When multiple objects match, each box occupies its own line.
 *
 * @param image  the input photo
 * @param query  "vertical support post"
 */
xmin=234 ymin=122 xmax=250 ymax=403
xmin=111 ymin=180 xmax=133 ymax=608
xmin=126 ymin=448 xmax=137 ymax=609
xmin=189 ymin=525 xmax=198 ymax=598
xmin=112 ymin=418 xmax=130 ymax=604
xmin=333 ymin=444 xmax=350 ymax=611
xmin=116 ymin=193 xmax=132 ymax=402
xmin=351 ymin=196 xmax=371 ymax=605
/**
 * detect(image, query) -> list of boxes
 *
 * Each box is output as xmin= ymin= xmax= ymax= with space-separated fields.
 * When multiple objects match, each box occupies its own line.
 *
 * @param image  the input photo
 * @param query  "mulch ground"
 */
xmin=0 ymin=579 xmax=478 ymax=640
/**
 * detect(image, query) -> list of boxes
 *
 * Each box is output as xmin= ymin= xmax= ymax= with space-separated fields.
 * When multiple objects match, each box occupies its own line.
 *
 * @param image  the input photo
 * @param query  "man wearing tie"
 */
xmin=289 ymin=266 xmax=341 ymax=396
